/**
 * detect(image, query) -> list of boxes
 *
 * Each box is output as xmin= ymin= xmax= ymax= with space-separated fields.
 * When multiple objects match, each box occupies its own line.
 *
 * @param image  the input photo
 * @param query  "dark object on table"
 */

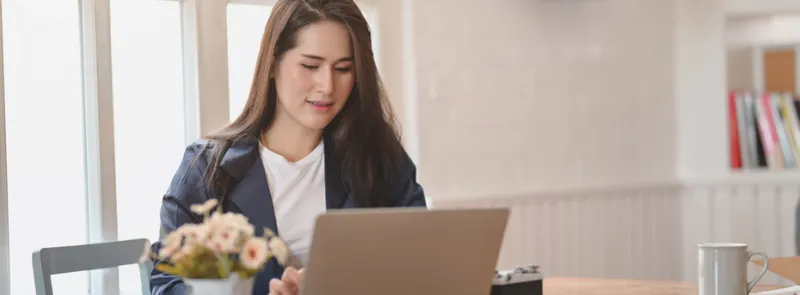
xmin=491 ymin=265 xmax=543 ymax=295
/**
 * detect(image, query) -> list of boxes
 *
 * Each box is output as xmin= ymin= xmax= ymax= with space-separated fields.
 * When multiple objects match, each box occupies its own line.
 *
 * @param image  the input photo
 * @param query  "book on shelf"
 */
xmin=729 ymin=91 xmax=800 ymax=170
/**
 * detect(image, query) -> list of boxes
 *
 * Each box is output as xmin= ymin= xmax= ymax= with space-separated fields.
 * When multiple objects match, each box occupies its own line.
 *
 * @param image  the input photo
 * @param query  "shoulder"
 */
xmin=186 ymin=139 xmax=213 ymax=157
xmin=179 ymin=139 xmax=216 ymax=174
xmin=393 ymin=147 xmax=417 ymax=180
xmin=166 ymin=139 xmax=215 ymax=198
xmin=388 ymin=147 xmax=426 ymax=207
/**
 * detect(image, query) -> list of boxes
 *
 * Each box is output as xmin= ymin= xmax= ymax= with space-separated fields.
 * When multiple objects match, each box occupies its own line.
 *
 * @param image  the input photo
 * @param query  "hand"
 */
xmin=269 ymin=267 xmax=304 ymax=295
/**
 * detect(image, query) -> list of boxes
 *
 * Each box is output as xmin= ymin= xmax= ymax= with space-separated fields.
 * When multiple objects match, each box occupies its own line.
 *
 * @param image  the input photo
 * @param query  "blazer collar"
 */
xmin=218 ymin=133 xmax=350 ymax=220
xmin=219 ymin=135 xmax=261 ymax=181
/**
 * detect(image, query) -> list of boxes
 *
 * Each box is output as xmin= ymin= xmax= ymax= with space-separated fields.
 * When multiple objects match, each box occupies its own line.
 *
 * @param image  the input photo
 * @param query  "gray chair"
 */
xmin=32 ymin=238 xmax=152 ymax=295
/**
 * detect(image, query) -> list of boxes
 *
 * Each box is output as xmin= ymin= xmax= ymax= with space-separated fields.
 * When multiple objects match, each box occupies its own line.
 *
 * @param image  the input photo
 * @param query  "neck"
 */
xmin=261 ymin=108 xmax=323 ymax=162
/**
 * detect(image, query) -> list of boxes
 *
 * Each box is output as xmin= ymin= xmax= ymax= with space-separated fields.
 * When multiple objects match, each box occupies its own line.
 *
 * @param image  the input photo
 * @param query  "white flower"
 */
xmin=163 ymin=229 xmax=183 ymax=246
xmin=158 ymin=228 xmax=186 ymax=258
xmin=206 ymin=229 xmax=239 ymax=253
xmin=263 ymin=228 xmax=276 ymax=238
xmin=178 ymin=224 xmax=209 ymax=244
xmin=171 ymin=243 xmax=197 ymax=262
xmin=190 ymin=199 xmax=219 ymax=215
xmin=207 ymin=212 xmax=255 ymax=237
xmin=138 ymin=240 xmax=152 ymax=264
xmin=268 ymin=237 xmax=289 ymax=266
xmin=240 ymin=238 xmax=269 ymax=270
xmin=158 ymin=242 xmax=181 ymax=257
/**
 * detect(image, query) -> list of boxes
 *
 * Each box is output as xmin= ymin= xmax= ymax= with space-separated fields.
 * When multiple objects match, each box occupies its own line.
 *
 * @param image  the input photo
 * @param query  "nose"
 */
xmin=317 ymin=67 xmax=335 ymax=95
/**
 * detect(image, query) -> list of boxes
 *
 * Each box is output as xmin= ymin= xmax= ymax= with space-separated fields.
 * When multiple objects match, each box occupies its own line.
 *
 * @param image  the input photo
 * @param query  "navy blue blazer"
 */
xmin=149 ymin=134 xmax=427 ymax=295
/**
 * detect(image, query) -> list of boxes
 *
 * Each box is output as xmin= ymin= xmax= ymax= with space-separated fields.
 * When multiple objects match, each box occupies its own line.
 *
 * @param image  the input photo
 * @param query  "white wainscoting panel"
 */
xmin=681 ymin=179 xmax=800 ymax=286
xmin=432 ymin=179 xmax=800 ymax=285
xmin=432 ymin=184 xmax=685 ymax=281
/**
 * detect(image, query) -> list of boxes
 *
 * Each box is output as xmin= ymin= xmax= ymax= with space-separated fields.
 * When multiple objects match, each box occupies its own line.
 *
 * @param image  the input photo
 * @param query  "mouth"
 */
xmin=307 ymin=100 xmax=334 ymax=111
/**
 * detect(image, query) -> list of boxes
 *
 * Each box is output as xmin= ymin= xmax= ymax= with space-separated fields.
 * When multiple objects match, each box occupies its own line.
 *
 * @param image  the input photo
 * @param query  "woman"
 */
xmin=149 ymin=0 xmax=427 ymax=294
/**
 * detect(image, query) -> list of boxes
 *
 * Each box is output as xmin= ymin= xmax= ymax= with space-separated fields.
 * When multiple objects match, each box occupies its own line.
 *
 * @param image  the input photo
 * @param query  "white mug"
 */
xmin=698 ymin=243 xmax=769 ymax=295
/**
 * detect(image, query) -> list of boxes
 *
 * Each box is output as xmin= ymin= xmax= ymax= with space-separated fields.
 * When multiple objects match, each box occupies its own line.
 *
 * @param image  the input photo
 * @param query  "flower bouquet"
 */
xmin=140 ymin=199 xmax=289 ymax=295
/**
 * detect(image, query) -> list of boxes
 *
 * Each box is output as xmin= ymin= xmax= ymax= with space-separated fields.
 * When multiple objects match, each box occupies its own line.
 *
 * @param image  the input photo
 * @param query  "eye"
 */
xmin=334 ymin=67 xmax=352 ymax=73
xmin=301 ymin=64 xmax=319 ymax=70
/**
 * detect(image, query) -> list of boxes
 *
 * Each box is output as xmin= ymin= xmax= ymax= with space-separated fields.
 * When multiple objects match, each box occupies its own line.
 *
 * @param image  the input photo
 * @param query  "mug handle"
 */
xmin=747 ymin=251 xmax=769 ymax=293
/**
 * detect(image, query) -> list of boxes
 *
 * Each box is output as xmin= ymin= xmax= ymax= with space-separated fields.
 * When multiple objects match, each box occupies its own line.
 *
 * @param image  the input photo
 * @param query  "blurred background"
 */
xmin=1 ymin=0 xmax=800 ymax=294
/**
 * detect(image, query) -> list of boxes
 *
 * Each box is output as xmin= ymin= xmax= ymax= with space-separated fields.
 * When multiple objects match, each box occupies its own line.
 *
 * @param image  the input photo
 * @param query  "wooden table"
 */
xmin=543 ymin=277 xmax=786 ymax=294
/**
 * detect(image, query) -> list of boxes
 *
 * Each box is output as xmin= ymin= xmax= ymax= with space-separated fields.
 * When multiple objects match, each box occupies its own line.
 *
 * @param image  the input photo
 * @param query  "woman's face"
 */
xmin=273 ymin=20 xmax=355 ymax=131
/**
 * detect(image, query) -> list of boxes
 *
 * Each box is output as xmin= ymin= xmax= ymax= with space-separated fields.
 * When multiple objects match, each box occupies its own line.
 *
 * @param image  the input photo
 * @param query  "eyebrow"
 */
xmin=301 ymin=54 xmax=354 ymax=63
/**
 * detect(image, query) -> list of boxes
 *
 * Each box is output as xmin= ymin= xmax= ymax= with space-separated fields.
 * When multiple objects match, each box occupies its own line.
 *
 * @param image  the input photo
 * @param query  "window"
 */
xmin=0 ymin=1 xmax=384 ymax=293
xmin=2 ymin=0 xmax=89 ymax=294
xmin=108 ymin=0 xmax=186 ymax=293
xmin=227 ymin=4 xmax=273 ymax=121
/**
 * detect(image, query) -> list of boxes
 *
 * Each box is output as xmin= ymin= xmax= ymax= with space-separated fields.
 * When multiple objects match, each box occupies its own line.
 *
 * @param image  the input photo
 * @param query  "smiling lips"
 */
xmin=308 ymin=100 xmax=334 ymax=111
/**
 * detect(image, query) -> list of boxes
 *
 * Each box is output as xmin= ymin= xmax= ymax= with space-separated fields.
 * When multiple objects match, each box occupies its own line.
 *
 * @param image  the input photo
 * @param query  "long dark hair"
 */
xmin=200 ymin=0 xmax=403 ymax=207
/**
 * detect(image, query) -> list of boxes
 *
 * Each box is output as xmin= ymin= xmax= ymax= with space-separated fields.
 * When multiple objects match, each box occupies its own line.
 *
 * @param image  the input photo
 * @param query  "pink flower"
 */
xmin=206 ymin=226 xmax=239 ymax=253
xmin=240 ymin=238 xmax=269 ymax=270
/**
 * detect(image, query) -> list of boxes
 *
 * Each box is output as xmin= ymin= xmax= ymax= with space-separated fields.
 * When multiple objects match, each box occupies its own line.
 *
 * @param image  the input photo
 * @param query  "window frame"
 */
xmin=0 ymin=1 xmax=9 ymax=294
xmin=79 ymin=0 xmax=121 ymax=293
xmin=0 ymin=0 xmax=207 ymax=293
xmin=181 ymin=0 xmax=231 ymax=141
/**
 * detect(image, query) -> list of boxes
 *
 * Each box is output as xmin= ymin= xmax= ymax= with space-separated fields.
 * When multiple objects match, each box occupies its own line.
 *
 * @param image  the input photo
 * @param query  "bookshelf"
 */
xmin=728 ymin=91 xmax=800 ymax=172
xmin=671 ymin=1 xmax=800 ymax=182
xmin=726 ymin=12 xmax=800 ymax=175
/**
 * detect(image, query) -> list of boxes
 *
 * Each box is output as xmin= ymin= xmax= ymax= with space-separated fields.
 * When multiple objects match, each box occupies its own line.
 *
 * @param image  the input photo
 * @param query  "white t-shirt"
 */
xmin=260 ymin=141 xmax=327 ymax=265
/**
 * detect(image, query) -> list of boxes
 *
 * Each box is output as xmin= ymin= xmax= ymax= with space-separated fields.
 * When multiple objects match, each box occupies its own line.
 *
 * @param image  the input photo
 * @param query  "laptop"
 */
xmin=300 ymin=207 xmax=510 ymax=295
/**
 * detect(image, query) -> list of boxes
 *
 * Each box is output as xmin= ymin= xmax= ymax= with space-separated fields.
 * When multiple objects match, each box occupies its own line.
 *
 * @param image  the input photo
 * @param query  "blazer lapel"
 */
xmin=230 ymin=158 xmax=278 ymax=236
xmin=220 ymin=136 xmax=279 ymax=236
xmin=217 ymin=134 xmax=354 ymax=237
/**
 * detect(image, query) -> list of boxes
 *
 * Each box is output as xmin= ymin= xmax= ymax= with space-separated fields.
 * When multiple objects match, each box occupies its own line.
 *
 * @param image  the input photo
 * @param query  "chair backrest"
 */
xmin=31 ymin=238 xmax=152 ymax=295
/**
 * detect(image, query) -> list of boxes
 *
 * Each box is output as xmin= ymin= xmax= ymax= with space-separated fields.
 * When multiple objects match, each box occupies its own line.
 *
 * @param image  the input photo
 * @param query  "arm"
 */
xmin=150 ymin=143 xmax=211 ymax=295
xmin=392 ymin=150 xmax=427 ymax=208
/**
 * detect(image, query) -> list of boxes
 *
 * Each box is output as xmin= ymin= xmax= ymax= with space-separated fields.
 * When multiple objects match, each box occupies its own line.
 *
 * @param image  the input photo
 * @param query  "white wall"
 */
xmin=388 ymin=0 xmax=800 ymax=197
xmin=727 ymin=14 xmax=800 ymax=48
xmin=726 ymin=0 xmax=800 ymax=16
xmin=412 ymin=0 xmax=678 ymax=200
xmin=674 ymin=0 xmax=729 ymax=181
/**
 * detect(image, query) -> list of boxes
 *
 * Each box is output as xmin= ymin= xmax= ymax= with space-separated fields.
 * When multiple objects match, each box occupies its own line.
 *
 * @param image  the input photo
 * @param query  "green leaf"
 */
xmin=215 ymin=256 xmax=232 ymax=278
xmin=155 ymin=264 xmax=188 ymax=277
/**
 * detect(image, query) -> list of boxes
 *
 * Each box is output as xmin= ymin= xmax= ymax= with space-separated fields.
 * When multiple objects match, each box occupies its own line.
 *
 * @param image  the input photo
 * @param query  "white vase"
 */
xmin=184 ymin=274 xmax=255 ymax=295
